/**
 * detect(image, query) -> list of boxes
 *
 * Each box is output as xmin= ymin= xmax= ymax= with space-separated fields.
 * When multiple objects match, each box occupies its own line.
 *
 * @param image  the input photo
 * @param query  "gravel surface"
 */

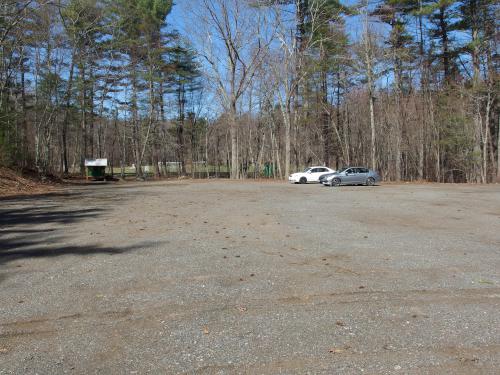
xmin=1 ymin=180 xmax=499 ymax=374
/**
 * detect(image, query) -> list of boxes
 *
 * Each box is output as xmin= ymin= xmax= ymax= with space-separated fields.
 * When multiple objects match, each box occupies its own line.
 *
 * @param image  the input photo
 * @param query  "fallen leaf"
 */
xmin=202 ymin=327 xmax=209 ymax=335
xmin=237 ymin=306 xmax=247 ymax=312
xmin=329 ymin=347 xmax=344 ymax=354
xmin=329 ymin=345 xmax=351 ymax=354
xmin=478 ymin=280 xmax=494 ymax=285
xmin=459 ymin=357 xmax=479 ymax=363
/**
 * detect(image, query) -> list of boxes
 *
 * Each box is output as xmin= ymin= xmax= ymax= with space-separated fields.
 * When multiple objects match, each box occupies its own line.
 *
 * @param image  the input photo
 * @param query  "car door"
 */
xmin=343 ymin=168 xmax=357 ymax=184
xmin=356 ymin=168 xmax=368 ymax=184
xmin=309 ymin=168 xmax=323 ymax=182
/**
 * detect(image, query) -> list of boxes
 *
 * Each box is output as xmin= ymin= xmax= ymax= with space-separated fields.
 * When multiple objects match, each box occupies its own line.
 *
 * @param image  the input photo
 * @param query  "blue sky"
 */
xmin=167 ymin=0 xmax=373 ymax=43
xmin=162 ymin=0 xmax=388 ymax=116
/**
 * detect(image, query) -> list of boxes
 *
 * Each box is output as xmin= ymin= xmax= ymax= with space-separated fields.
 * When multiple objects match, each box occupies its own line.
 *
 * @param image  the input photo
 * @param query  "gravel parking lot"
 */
xmin=1 ymin=180 xmax=499 ymax=374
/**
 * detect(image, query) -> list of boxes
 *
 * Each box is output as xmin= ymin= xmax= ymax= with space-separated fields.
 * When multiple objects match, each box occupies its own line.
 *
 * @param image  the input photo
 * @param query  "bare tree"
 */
xmin=361 ymin=2 xmax=379 ymax=172
xmin=189 ymin=0 xmax=272 ymax=179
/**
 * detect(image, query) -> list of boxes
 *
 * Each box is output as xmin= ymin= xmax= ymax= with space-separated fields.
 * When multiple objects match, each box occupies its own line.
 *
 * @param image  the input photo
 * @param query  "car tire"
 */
xmin=299 ymin=177 xmax=307 ymax=184
xmin=366 ymin=177 xmax=375 ymax=186
xmin=331 ymin=178 xmax=341 ymax=187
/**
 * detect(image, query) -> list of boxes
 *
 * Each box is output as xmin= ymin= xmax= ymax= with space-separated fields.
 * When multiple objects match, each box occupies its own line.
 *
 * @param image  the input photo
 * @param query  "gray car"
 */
xmin=323 ymin=167 xmax=380 ymax=187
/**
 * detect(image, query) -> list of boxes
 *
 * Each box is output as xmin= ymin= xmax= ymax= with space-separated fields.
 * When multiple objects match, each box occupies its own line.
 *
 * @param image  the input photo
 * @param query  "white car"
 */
xmin=288 ymin=166 xmax=336 ymax=184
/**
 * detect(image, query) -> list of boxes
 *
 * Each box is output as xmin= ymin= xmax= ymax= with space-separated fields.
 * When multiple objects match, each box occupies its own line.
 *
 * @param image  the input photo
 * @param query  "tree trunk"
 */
xmin=320 ymin=64 xmax=330 ymax=166
xmin=230 ymin=100 xmax=239 ymax=179
xmin=363 ymin=9 xmax=377 ymax=171
xmin=79 ymin=63 xmax=87 ymax=176
xmin=497 ymin=116 xmax=500 ymax=181
xmin=177 ymin=84 xmax=186 ymax=175
xmin=61 ymin=53 xmax=75 ymax=174
xmin=284 ymin=101 xmax=291 ymax=178
xmin=438 ymin=7 xmax=450 ymax=83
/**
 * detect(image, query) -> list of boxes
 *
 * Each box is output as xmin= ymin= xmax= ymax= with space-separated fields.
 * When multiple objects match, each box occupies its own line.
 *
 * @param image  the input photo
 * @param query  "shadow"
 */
xmin=0 ymin=206 xmax=102 ymax=227
xmin=0 ymin=228 xmax=57 ymax=235
xmin=0 ymin=194 xmax=149 ymax=279
xmin=0 ymin=191 xmax=82 ymax=203
xmin=0 ymin=241 xmax=143 ymax=264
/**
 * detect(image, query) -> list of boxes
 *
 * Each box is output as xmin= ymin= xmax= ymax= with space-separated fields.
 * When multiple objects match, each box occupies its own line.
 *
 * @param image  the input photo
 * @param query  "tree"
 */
xmin=425 ymin=0 xmax=459 ymax=84
xmin=191 ymin=0 xmax=270 ymax=179
xmin=165 ymin=43 xmax=202 ymax=174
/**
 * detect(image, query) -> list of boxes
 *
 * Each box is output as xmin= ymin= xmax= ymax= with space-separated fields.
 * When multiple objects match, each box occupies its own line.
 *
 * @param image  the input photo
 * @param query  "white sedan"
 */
xmin=288 ymin=166 xmax=336 ymax=184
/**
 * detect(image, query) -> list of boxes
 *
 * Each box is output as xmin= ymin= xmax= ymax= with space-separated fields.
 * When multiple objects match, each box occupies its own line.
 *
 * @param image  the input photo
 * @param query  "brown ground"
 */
xmin=0 ymin=167 xmax=59 ymax=197
xmin=1 ymin=180 xmax=499 ymax=374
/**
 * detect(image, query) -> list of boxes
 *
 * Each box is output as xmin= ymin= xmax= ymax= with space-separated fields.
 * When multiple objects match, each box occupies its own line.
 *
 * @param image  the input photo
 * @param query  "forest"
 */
xmin=0 ymin=0 xmax=498 ymax=182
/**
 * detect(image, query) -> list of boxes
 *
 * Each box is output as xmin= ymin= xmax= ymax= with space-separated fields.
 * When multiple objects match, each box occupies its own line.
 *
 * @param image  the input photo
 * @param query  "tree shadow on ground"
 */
xmin=0 ymin=191 xmax=79 ymax=203
xmin=0 ymin=206 xmax=100 ymax=227
xmin=0 ymin=195 xmax=149 ymax=279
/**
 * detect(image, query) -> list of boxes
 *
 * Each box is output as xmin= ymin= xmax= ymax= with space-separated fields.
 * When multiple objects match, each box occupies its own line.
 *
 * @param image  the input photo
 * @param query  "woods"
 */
xmin=0 ymin=0 xmax=498 ymax=182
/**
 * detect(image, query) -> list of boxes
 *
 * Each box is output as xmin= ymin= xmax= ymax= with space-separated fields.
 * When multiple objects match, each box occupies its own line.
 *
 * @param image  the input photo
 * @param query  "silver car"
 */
xmin=323 ymin=167 xmax=380 ymax=187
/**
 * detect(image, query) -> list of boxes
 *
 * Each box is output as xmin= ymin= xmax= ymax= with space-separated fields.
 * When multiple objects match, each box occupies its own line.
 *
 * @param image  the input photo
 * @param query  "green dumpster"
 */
xmin=86 ymin=166 xmax=106 ymax=179
xmin=85 ymin=159 xmax=108 ymax=180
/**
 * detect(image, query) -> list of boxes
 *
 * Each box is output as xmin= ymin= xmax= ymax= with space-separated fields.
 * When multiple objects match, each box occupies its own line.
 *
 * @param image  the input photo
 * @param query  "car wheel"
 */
xmin=299 ymin=177 xmax=307 ymax=184
xmin=330 ymin=178 xmax=341 ymax=187
xmin=366 ymin=177 xmax=375 ymax=186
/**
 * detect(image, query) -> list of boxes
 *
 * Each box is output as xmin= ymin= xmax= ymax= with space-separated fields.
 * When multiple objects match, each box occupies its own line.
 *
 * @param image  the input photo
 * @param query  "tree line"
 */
xmin=0 ymin=0 xmax=498 ymax=182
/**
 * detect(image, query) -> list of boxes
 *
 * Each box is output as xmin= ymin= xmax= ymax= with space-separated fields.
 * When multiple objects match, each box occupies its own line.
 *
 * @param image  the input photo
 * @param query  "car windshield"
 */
xmin=303 ymin=168 xmax=312 ymax=173
xmin=337 ymin=168 xmax=348 ymax=173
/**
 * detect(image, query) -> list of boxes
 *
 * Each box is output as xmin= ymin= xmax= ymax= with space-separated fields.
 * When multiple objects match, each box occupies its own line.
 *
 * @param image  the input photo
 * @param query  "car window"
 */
xmin=345 ymin=169 xmax=353 ymax=174
xmin=360 ymin=168 xmax=368 ymax=173
xmin=319 ymin=168 xmax=327 ymax=172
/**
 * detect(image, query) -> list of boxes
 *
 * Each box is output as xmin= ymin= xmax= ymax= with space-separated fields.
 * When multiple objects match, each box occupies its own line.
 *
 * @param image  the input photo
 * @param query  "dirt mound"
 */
xmin=0 ymin=167 xmax=59 ymax=197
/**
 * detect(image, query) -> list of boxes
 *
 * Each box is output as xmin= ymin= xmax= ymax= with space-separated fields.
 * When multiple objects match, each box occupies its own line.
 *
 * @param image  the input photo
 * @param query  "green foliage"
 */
xmin=61 ymin=0 xmax=104 ymax=48
xmin=435 ymin=90 xmax=477 ymax=170
xmin=137 ymin=0 xmax=173 ymax=25
xmin=166 ymin=44 xmax=202 ymax=89
xmin=39 ymin=72 xmax=65 ymax=104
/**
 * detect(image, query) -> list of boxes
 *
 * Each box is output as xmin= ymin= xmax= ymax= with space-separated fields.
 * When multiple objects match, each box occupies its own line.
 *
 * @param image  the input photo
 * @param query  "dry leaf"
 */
xmin=202 ymin=327 xmax=209 ymax=335
xmin=478 ymin=280 xmax=494 ymax=285
xmin=329 ymin=345 xmax=351 ymax=354
xmin=329 ymin=348 xmax=344 ymax=354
